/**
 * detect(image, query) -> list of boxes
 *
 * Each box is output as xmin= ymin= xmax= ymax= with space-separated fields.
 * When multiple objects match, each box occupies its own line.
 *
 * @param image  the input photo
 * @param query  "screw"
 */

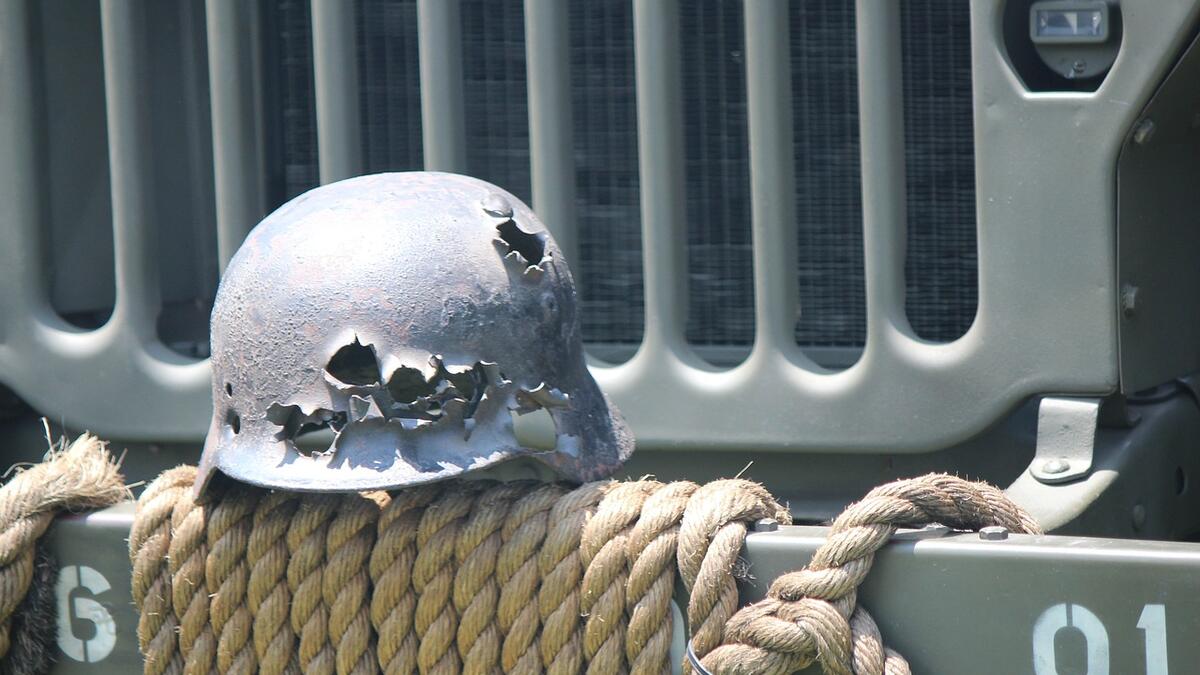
xmin=481 ymin=193 xmax=513 ymax=219
xmin=979 ymin=526 xmax=1009 ymax=541
xmin=1133 ymin=119 xmax=1156 ymax=145
xmin=1042 ymin=458 xmax=1070 ymax=475
xmin=1121 ymin=284 xmax=1139 ymax=317
xmin=754 ymin=518 xmax=779 ymax=533
xmin=1072 ymin=60 xmax=1087 ymax=74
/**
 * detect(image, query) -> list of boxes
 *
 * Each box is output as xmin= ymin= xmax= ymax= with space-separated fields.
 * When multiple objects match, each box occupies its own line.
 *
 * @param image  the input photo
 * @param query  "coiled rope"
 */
xmin=0 ymin=435 xmax=128 ymax=665
xmin=130 ymin=470 xmax=1041 ymax=675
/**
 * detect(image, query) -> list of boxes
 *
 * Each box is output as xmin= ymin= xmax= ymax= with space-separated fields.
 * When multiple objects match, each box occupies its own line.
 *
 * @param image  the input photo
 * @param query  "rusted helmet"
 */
xmin=196 ymin=172 xmax=633 ymax=495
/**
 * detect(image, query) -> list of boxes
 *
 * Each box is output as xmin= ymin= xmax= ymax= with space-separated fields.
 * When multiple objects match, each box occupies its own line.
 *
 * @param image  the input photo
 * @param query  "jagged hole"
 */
xmin=326 ymin=339 xmax=379 ymax=385
xmin=497 ymin=220 xmax=546 ymax=267
xmin=445 ymin=368 xmax=479 ymax=401
xmin=387 ymin=366 xmax=438 ymax=404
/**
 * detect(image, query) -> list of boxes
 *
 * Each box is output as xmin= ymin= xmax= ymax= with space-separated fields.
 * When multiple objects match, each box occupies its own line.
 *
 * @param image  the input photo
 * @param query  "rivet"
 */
xmin=979 ymin=526 xmax=1009 ymax=541
xmin=1042 ymin=458 xmax=1070 ymax=475
xmin=482 ymin=193 xmax=513 ymax=219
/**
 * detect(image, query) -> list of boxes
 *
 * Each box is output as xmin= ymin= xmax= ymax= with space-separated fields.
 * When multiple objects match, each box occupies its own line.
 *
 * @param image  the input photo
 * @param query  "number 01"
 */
xmin=1033 ymin=603 xmax=1168 ymax=674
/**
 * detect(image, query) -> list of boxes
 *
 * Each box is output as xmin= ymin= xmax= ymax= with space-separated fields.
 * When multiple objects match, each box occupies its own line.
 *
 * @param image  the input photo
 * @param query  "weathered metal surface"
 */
xmin=197 ymin=172 xmax=634 ymax=495
xmin=43 ymin=505 xmax=1200 ymax=674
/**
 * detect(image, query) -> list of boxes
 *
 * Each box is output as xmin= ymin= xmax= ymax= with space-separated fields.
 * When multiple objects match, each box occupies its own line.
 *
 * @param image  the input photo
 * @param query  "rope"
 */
xmin=370 ymin=485 xmax=437 ymax=675
xmin=128 ymin=471 xmax=1040 ymax=675
xmin=701 ymin=474 xmax=1043 ymax=675
xmin=0 ymin=434 xmax=126 ymax=664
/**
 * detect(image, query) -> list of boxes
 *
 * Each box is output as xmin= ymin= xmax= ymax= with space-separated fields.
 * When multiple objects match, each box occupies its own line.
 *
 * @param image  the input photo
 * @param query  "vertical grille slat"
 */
xmin=854 ymin=0 xmax=908 ymax=345
xmin=100 ymin=0 xmax=160 ymax=336
xmin=744 ymin=0 xmax=798 ymax=353
xmin=312 ymin=0 xmax=363 ymax=183
xmin=207 ymin=0 xmax=265 ymax=270
xmin=633 ymin=0 xmax=688 ymax=348
xmin=418 ymin=0 xmax=467 ymax=171
xmin=0 ymin=0 xmax=44 ymax=325
xmin=524 ymin=0 xmax=577 ymax=265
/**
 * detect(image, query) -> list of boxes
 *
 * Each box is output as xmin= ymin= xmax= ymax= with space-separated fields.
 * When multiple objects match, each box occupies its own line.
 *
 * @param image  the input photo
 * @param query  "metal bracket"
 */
xmin=1030 ymin=396 xmax=1101 ymax=484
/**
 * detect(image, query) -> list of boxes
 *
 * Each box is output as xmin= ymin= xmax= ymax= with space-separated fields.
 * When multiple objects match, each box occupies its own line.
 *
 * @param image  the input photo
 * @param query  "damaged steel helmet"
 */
xmin=196 ymin=172 xmax=634 ymax=495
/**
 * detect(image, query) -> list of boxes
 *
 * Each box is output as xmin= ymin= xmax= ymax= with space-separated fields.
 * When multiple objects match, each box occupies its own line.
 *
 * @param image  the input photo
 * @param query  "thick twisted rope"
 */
xmin=624 ymin=480 xmax=697 ymax=675
xmin=130 ymin=471 xmax=1039 ymax=675
xmin=580 ymin=480 xmax=660 ymax=675
xmin=247 ymin=492 xmax=299 ymax=675
xmin=131 ymin=467 xmax=193 ymax=675
xmin=0 ymin=435 xmax=126 ymax=663
xmin=702 ymin=474 xmax=1044 ymax=675
xmin=538 ymin=481 xmax=609 ymax=674
xmin=678 ymin=479 xmax=791 ymax=673
xmin=414 ymin=485 xmax=479 ymax=675
xmin=168 ymin=474 xmax=217 ymax=675
xmin=325 ymin=493 xmax=381 ymax=675
xmin=370 ymin=485 xmax=438 ymax=675
xmin=208 ymin=485 xmax=261 ymax=675
xmin=454 ymin=482 xmax=527 ymax=675
xmin=495 ymin=483 xmax=565 ymax=675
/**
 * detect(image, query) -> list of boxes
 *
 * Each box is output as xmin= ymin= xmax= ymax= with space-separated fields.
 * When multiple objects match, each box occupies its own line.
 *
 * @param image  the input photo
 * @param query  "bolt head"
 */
xmin=754 ymin=518 xmax=779 ymax=533
xmin=1042 ymin=458 xmax=1070 ymax=475
xmin=979 ymin=526 xmax=1009 ymax=541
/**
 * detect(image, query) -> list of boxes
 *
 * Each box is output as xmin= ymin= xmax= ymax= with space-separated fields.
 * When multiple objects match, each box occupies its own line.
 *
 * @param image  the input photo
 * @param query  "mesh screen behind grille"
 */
xmin=261 ymin=0 xmax=977 ymax=352
xmin=901 ymin=1 xmax=978 ymax=341
xmin=261 ymin=0 xmax=320 ymax=205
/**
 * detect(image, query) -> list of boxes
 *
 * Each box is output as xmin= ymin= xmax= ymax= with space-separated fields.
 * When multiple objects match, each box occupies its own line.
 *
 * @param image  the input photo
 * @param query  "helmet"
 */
xmin=196 ymin=172 xmax=634 ymax=495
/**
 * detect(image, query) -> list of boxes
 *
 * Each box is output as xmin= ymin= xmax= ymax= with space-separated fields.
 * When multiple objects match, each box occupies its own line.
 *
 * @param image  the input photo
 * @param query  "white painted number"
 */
xmin=1033 ymin=603 xmax=1110 ymax=675
xmin=55 ymin=565 xmax=116 ymax=663
xmin=1033 ymin=603 xmax=1169 ymax=674
xmin=1137 ymin=604 xmax=1168 ymax=675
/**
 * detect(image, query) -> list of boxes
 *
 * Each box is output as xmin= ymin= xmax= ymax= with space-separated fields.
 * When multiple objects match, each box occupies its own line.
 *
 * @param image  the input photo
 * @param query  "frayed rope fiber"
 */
xmin=132 ymin=470 xmax=1040 ymax=675
xmin=0 ymin=435 xmax=129 ymax=668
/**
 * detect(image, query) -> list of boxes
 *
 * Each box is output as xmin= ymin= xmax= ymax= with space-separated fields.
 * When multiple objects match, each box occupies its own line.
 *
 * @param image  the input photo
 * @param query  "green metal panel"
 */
xmin=39 ymin=504 xmax=1200 ymax=674
xmin=1116 ymin=22 xmax=1200 ymax=393
xmin=746 ymin=527 xmax=1200 ymax=674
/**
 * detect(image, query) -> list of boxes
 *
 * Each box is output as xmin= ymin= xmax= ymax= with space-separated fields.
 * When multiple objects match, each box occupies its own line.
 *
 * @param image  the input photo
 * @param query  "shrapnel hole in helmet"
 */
xmin=325 ymin=338 xmax=381 ymax=385
xmin=495 ymin=219 xmax=547 ymax=269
